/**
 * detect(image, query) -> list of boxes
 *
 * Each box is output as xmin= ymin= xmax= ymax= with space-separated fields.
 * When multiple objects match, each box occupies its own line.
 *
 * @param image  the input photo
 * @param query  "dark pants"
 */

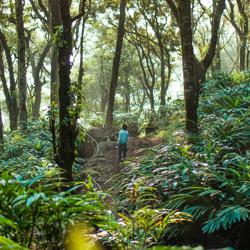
xmin=119 ymin=143 xmax=127 ymax=161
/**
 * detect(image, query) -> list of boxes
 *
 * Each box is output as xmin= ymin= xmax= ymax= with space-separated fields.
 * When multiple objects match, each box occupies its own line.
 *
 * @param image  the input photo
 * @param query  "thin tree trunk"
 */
xmin=49 ymin=0 xmax=61 ymax=105
xmin=124 ymin=70 xmax=130 ymax=112
xmin=76 ymin=15 xmax=87 ymax=110
xmin=15 ymin=0 xmax=27 ymax=130
xmin=0 ymin=108 xmax=3 ymax=144
xmin=159 ymin=45 xmax=166 ymax=107
xmin=57 ymin=0 xmax=75 ymax=183
xmin=179 ymin=0 xmax=198 ymax=134
xmin=105 ymin=0 xmax=126 ymax=128
xmin=0 ymin=30 xmax=18 ymax=130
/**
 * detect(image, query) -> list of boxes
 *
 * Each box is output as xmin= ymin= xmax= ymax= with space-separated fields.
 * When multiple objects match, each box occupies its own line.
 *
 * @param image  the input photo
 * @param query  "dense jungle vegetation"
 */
xmin=0 ymin=0 xmax=249 ymax=250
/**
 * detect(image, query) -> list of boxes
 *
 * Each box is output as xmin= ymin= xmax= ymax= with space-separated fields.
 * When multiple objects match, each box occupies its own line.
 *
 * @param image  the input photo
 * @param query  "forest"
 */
xmin=0 ymin=0 xmax=249 ymax=249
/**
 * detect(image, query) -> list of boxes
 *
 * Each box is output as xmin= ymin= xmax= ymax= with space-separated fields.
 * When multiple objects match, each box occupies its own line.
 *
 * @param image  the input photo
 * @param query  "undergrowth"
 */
xmin=111 ymin=73 xmax=250 ymax=249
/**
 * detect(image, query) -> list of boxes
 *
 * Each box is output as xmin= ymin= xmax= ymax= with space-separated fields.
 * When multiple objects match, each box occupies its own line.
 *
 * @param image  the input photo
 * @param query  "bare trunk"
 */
xmin=0 ymin=30 xmax=18 ymax=130
xmin=0 ymin=108 xmax=3 ymax=144
xmin=106 ymin=0 xmax=126 ymax=128
xmin=247 ymin=49 xmax=250 ymax=70
xmin=49 ymin=0 xmax=61 ymax=105
xmin=32 ymin=78 xmax=42 ymax=119
xmin=211 ymin=40 xmax=221 ymax=76
xmin=124 ymin=71 xmax=130 ymax=112
xmin=240 ymin=38 xmax=247 ymax=71
xmin=57 ymin=0 xmax=75 ymax=183
xmin=100 ymin=89 xmax=108 ymax=113
xmin=179 ymin=0 xmax=198 ymax=134
xmin=159 ymin=46 xmax=166 ymax=106
xmin=15 ymin=0 xmax=27 ymax=130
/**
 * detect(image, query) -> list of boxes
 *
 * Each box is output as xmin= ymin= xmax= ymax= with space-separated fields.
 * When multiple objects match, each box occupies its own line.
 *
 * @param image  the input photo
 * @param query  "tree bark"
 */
xmin=105 ymin=0 xmax=127 ymax=128
xmin=49 ymin=0 xmax=61 ymax=105
xmin=57 ymin=0 xmax=75 ymax=183
xmin=15 ymin=0 xmax=27 ymax=130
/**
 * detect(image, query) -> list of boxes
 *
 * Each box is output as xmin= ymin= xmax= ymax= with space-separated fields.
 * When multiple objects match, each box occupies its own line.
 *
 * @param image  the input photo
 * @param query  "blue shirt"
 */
xmin=118 ymin=129 xmax=128 ymax=144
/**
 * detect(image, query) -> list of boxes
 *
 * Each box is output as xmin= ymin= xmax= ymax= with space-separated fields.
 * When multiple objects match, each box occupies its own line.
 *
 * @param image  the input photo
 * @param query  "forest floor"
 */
xmin=84 ymin=136 xmax=162 ymax=191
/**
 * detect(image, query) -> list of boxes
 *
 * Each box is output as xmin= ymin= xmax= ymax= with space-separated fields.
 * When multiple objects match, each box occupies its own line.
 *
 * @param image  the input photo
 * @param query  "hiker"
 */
xmin=118 ymin=124 xmax=129 ymax=161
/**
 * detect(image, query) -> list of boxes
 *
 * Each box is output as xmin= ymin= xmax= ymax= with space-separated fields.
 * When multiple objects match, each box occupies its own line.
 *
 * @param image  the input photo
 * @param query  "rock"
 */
xmin=88 ymin=127 xmax=114 ymax=142
xmin=78 ymin=139 xmax=96 ymax=159
xmin=95 ymin=141 xmax=117 ymax=157
xmin=128 ymin=123 xmax=139 ymax=136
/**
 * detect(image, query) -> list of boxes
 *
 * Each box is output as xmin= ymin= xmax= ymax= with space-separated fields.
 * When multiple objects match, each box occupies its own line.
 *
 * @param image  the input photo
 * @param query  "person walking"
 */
xmin=118 ymin=124 xmax=128 ymax=161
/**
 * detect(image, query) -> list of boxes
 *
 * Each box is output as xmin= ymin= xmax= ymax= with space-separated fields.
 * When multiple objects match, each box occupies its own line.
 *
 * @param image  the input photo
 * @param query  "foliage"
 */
xmin=0 ymin=120 xmax=53 ymax=178
xmin=0 ymin=121 xmax=117 ymax=249
xmin=0 ymin=169 xmax=116 ymax=249
xmin=111 ymin=74 xmax=250 ymax=247
xmin=103 ymin=208 xmax=192 ymax=249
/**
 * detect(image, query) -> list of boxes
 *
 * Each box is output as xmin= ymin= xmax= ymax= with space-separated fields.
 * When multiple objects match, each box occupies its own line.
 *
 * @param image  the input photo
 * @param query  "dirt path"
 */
xmin=84 ymin=136 xmax=161 ymax=191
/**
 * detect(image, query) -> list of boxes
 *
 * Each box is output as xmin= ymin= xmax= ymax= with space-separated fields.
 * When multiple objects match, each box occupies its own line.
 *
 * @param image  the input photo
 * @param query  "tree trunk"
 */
xmin=149 ymin=90 xmax=155 ymax=112
xmin=28 ymin=40 xmax=51 ymax=119
xmin=0 ymin=108 xmax=3 ymax=144
xmin=179 ymin=0 xmax=198 ymax=134
xmin=49 ymin=0 xmax=61 ymax=105
xmin=105 ymin=0 xmax=127 ymax=128
xmin=0 ymin=30 xmax=18 ymax=130
xmin=211 ymin=40 xmax=221 ymax=76
xmin=100 ymin=88 xmax=108 ymax=113
xmin=159 ymin=45 xmax=166 ymax=107
xmin=247 ymin=49 xmax=250 ymax=70
xmin=240 ymin=37 xmax=247 ymax=71
xmin=124 ymin=70 xmax=130 ymax=112
xmin=57 ymin=0 xmax=75 ymax=183
xmin=15 ymin=0 xmax=27 ymax=130
xmin=32 ymin=78 xmax=42 ymax=119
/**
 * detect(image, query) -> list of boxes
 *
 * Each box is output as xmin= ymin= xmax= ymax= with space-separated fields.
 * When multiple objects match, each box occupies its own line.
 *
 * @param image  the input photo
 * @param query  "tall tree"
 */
xmin=56 ymin=0 xmax=75 ymax=182
xmin=106 ymin=0 xmax=127 ymax=128
xmin=166 ymin=0 xmax=225 ymax=135
xmin=15 ymin=0 xmax=27 ymax=130
xmin=51 ymin=0 xmax=86 ymax=183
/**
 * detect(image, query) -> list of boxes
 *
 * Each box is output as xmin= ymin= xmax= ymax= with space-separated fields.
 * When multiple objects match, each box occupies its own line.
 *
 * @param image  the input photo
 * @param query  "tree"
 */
xmin=127 ymin=23 xmax=158 ymax=112
xmin=0 ymin=108 xmax=3 ymax=144
xmin=50 ymin=0 xmax=87 ymax=183
xmin=49 ymin=0 xmax=61 ymax=105
xmin=105 ymin=0 xmax=127 ymax=128
xmin=166 ymin=0 xmax=226 ymax=135
xmin=0 ymin=35 xmax=18 ymax=130
xmin=227 ymin=0 xmax=249 ymax=71
xmin=26 ymin=32 xmax=51 ymax=119
xmin=15 ymin=0 xmax=27 ymax=130
xmin=133 ymin=0 xmax=177 ymax=107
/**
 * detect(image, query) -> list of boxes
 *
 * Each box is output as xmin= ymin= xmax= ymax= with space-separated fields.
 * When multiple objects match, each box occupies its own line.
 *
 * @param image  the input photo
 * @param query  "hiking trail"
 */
xmin=84 ymin=136 xmax=161 ymax=191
